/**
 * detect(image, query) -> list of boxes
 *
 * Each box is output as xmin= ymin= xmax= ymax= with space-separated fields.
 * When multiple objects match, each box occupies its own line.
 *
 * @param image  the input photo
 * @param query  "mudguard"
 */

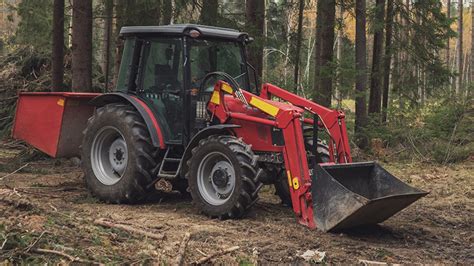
xmin=179 ymin=124 xmax=241 ymax=177
xmin=90 ymin=93 xmax=166 ymax=149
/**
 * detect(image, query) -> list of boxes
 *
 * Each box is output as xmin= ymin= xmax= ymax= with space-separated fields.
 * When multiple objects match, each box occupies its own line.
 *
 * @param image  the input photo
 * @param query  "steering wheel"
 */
xmin=198 ymin=71 xmax=245 ymax=103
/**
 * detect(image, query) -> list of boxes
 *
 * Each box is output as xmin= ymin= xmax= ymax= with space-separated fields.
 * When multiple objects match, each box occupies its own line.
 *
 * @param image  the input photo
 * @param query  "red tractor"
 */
xmin=12 ymin=25 xmax=427 ymax=231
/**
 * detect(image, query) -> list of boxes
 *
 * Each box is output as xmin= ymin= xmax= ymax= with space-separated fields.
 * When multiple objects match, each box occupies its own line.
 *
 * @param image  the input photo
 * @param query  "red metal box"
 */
xmin=12 ymin=92 xmax=100 ymax=158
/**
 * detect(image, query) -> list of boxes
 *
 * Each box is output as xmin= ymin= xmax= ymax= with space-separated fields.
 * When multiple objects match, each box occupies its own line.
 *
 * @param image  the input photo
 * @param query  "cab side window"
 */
xmin=142 ymin=39 xmax=183 ymax=94
xmin=140 ymin=38 xmax=184 ymax=142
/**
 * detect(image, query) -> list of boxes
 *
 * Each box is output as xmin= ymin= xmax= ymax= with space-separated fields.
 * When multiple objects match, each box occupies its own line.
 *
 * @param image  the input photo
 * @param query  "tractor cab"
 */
xmin=117 ymin=25 xmax=256 ymax=145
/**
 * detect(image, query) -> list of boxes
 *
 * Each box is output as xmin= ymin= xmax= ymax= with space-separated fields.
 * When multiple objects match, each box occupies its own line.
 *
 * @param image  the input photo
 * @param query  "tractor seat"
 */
xmin=155 ymin=64 xmax=180 ymax=90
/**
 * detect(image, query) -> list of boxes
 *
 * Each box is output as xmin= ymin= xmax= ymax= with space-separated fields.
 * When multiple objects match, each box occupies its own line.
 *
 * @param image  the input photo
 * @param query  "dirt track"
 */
xmin=0 ymin=150 xmax=472 ymax=264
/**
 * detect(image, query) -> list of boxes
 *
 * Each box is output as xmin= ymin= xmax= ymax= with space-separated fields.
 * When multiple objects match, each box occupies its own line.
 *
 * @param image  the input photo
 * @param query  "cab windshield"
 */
xmin=189 ymin=39 xmax=249 ymax=92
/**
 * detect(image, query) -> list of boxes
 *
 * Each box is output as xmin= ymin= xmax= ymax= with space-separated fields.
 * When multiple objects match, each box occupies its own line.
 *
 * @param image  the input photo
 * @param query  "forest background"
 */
xmin=0 ymin=0 xmax=472 ymax=164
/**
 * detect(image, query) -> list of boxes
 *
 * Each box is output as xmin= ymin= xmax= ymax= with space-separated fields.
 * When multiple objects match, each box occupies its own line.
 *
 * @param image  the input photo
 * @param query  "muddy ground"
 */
xmin=0 ymin=146 xmax=472 ymax=264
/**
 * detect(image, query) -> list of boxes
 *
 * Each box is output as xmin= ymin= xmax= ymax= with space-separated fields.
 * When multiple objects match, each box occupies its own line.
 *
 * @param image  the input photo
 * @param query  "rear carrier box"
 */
xmin=12 ymin=92 xmax=99 ymax=158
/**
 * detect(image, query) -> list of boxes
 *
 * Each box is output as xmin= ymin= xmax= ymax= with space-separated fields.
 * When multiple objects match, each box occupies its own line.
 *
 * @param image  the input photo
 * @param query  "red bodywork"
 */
xmin=13 ymin=83 xmax=353 ymax=230
xmin=208 ymin=81 xmax=352 ymax=229
xmin=12 ymin=92 xmax=167 ymax=157
xmin=12 ymin=92 xmax=99 ymax=157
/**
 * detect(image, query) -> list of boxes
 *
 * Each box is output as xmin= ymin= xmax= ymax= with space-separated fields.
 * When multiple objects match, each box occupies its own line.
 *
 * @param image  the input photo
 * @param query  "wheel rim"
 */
xmin=91 ymin=126 xmax=128 ymax=185
xmin=197 ymin=151 xmax=236 ymax=205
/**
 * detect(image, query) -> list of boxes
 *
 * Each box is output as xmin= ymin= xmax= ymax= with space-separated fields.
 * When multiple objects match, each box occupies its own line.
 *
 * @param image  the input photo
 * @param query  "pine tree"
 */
xmin=369 ymin=0 xmax=385 ymax=115
xmin=447 ymin=0 xmax=451 ymax=68
xmin=355 ymin=0 xmax=368 ymax=148
xmin=313 ymin=0 xmax=336 ymax=108
xmin=71 ymin=0 xmax=93 ymax=92
xmin=471 ymin=3 xmax=474 ymax=88
xmin=293 ymin=0 xmax=305 ymax=92
xmin=52 ymin=0 xmax=64 ymax=92
xmin=200 ymin=0 xmax=219 ymax=26
xmin=456 ymin=0 xmax=463 ymax=94
xmin=246 ymin=0 xmax=265 ymax=80
xmin=162 ymin=0 xmax=173 ymax=25
xmin=102 ymin=0 xmax=113 ymax=91
xmin=382 ymin=0 xmax=394 ymax=122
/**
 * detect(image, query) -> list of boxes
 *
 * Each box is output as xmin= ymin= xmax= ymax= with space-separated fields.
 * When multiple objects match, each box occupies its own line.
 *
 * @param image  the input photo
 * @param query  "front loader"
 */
xmin=12 ymin=24 xmax=427 ymax=231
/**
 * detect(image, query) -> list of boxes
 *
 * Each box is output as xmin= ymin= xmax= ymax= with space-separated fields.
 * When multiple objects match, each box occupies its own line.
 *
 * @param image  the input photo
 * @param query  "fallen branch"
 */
xmin=32 ymin=248 xmax=76 ymax=261
xmin=94 ymin=219 xmax=164 ymax=240
xmin=25 ymin=231 xmax=46 ymax=252
xmin=359 ymin=259 xmax=388 ymax=266
xmin=174 ymin=232 xmax=191 ymax=265
xmin=0 ymin=234 xmax=8 ymax=250
xmin=193 ymin=246 xmax=240 ymax=264
xmin=195 ymin=248 xmax=207 ymax=256
xmin=5 ymin=187 xmax=63 ymax=199
xmin=0 ymin=163 xmax=29 ymax=181
xmin=31 ymin=248 xmax=96 ymax=264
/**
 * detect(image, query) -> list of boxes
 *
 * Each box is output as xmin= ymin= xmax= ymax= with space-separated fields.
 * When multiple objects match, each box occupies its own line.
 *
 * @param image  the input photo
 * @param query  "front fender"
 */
xmin=179 ymin=124 xmax=240 ymax=177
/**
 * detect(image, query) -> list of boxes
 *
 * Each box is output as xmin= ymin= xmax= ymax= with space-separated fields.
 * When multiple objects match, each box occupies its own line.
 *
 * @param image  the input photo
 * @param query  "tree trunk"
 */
xmin=368 ymin=0 xmax=385 ymax=115
xmin=313 ymin=0 xmax=336 ymax=108
xmin=399 ymin=0 xmax=410 ymax=109
xmin=313 ymin=0 xmax=324 ymax=94
xmin=71 ymin=0 xmax=93 ymax=92
xmin=470 ymin=4 xmax=474 ymax=87
xmin=335 ymin=3 xmax=344 ymax=108
xmin=52 ymin=0 xmax=65 ymax=92
xmin=382 ymin=0 xmax=393 ymax=123
xmin=156 ymin=0 xmax=161 ymax=25
xmin=456 ymin=0 xmax=463 ymax=95
xmin=102 ymin=0 xmax=113 ymax=91
xmin=447 ymin=0 xmax=451 ymax=68
xmin=162 ymin=0 xmax=173 ymax=25
xmin=200 ymin=0 xmax=218 ymax=26
xmin=293 ymin=0 xmax=305 ymax=93
xmin=283 ymin=4 xmax=292 ymax=89
xmin=246 ymin=0 xmax=265 ymax=80
xmin=355 ymin=0 xmax=368 ymax=148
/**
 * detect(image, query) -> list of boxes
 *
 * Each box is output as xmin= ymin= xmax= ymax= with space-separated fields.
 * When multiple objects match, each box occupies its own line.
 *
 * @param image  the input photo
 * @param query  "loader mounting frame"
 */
xmin=207 ymin=80 xmax=353 ymax=228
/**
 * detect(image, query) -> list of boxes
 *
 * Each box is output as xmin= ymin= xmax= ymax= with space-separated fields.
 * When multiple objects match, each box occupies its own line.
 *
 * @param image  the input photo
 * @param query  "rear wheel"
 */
xmin=81 ymin=103 xmax=158 ymax=203
xmin=274 ymin=138 xmax=330 ymax=207
xmin=187 ymin=135 xmax=262 ymax=219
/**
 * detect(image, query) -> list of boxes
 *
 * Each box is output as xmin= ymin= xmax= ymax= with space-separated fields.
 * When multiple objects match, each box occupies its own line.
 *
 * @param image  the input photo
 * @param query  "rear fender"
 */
xmin=90 ymin=93 xmax=166 ymax=149
xmin=179 ymin=124 xmax=240 ymax=178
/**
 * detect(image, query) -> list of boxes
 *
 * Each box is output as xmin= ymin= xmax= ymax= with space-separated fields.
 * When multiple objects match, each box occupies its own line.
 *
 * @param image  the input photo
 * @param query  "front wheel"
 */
xmin=186 ymin=135 xmax=262 ymax=219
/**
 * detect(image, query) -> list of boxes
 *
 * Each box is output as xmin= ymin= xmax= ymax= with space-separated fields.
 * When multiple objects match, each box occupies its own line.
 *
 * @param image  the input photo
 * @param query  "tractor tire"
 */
xmin=81 ymin=103 xmax=158 ymax=203
xmin=274 ymin=139 xmax=330 ymax=207
xmin=186 ymin=135 xmax=263 ymax=219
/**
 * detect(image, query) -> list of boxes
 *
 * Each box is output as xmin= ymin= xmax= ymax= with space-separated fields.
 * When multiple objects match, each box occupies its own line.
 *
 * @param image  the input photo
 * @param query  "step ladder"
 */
xmin=157 ymin=148 xmax=182 ymax=179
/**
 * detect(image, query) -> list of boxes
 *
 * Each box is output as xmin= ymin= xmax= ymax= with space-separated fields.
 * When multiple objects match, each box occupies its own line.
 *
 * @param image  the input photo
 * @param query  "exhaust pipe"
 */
xmin=311 ymin=162 xmax=428 ymax=232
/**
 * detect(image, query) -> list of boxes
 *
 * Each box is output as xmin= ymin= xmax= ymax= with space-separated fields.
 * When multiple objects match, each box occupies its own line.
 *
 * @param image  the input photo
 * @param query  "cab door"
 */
xmin=138 ymin=37 xmax=185 ymax=144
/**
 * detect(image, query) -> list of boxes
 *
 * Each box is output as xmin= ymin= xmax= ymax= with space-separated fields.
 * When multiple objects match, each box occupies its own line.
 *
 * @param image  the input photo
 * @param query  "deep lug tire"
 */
xmin=81 ymin=104 xmax=158 ymax=203
xmin=187 ymin=135 xmax=263 ymax=219
xmin=274 ymin=138 xmax=330 ymax=207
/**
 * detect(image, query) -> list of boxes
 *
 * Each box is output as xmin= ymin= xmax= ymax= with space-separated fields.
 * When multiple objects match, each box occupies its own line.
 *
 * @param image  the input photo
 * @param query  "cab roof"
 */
xmin=120 ymin=24 xmax=250 ymax=42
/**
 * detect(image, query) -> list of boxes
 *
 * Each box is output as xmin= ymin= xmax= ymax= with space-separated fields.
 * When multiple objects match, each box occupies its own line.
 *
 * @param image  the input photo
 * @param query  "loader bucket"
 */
xmin=311 ymin=162 xmax=428 ymax=232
